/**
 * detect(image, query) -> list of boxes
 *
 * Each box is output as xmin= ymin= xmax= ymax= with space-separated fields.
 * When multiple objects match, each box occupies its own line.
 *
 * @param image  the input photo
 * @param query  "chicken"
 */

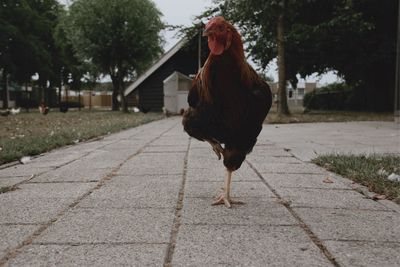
xmin=182 ymin=16 xmax=272 ymax=208
xmin=39 ymin=102 xmax=49 ymax=115
xmin=10 ymin=108 xmax=20 ymax=115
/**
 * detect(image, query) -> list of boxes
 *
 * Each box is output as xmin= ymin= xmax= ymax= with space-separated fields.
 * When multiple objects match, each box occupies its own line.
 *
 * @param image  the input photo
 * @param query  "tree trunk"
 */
xmin=25 ymin=83 xmax=29 ymax=112
xmin=111 ymin=73 xmax=128 ymax=112
xmin=120 ymin=86 xmax=128 ymax=113
xmin=111 ymin=74 xmax=120 ymax=111
xmin=2 ymin=70 xmax=9 ymax=109
xmin=277 ymin=0 xmax=290 ymax=116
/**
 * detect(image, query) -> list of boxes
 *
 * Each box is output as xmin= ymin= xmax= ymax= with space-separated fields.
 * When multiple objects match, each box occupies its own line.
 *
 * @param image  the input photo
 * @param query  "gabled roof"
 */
xmin=124 ymin=38 xmax=187 ymax=96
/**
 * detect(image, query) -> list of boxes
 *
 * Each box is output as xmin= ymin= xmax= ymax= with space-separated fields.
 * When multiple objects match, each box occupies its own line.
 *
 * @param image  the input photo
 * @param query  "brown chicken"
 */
xmin=182 ymin=17 xmax=272 ymax=208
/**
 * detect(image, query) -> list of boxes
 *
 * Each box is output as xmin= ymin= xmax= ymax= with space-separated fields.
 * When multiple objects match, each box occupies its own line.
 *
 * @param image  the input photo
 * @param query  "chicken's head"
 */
xmin=203 ymin=16 xmax=234 ymax=55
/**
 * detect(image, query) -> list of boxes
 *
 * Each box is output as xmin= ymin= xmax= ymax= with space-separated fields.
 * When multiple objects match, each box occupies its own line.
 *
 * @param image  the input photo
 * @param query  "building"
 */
xmin=124 ymin=33 xmax=208 ymax=112
xmin=269 ymin=82 xmax=317 ymax=106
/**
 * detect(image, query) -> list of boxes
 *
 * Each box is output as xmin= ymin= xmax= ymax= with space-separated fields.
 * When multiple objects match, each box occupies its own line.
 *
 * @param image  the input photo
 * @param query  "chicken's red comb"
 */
xmin=205 ymin=16 xmax=226 ymax=29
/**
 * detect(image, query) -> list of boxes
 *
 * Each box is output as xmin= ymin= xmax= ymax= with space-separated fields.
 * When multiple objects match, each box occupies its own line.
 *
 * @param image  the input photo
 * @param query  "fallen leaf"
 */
xmin=20 ymin=156 xmax=31 ymax=164
xmin=372 ymin=194 xmax=386 ymax=200
xmin=388 ymin=173 xmax=400 ymax=182
xmin=377 ymin=168 xmax=388 ymax=176
xmin=323 ymin=177 xmax=334 ymax=183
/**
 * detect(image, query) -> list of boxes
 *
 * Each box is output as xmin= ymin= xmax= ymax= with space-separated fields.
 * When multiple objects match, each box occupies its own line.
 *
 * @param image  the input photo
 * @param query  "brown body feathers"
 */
xmin=183 ymin=17 xmax=272 ymax=171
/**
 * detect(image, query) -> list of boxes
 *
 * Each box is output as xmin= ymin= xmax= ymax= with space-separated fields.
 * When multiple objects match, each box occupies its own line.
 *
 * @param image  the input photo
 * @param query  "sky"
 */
xmin=57 ymin=0 xmax=338 ymax=84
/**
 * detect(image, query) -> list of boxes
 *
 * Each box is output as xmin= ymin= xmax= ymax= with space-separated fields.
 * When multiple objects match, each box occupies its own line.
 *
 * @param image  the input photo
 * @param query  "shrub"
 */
xmin=303 ymin=83 xmax=360 ymax=111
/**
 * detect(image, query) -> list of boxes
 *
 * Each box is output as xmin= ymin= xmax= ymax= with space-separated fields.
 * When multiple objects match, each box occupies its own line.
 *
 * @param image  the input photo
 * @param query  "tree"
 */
xmin=62 ymin=0 xmax=164 ymax=112
xmin=0 ymin=0 xmax=63 ymax=108
xmin=211 ymin=0 xmax=397 ymax=112
xmin=212 ymin=0 xmax=300 ymax=115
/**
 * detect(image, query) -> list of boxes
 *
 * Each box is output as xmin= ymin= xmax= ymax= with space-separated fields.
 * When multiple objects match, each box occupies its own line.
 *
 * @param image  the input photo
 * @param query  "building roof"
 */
xmin=124 ymin=38 xmax=188 ymax=97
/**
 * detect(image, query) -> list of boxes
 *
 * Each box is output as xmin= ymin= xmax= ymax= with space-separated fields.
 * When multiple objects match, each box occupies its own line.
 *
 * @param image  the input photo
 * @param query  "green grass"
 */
xmin=0 ymin=110 xmax=164 ymax=165
xmin=266 ymin=107 xmax=394 ymax=124
xmin=313 ymin=154 xmax=400 ymax=204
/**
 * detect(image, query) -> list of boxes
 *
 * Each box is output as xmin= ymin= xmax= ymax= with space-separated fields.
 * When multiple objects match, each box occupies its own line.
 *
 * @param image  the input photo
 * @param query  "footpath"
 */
xmin=0 ymin=118 xmax=399 ymax=266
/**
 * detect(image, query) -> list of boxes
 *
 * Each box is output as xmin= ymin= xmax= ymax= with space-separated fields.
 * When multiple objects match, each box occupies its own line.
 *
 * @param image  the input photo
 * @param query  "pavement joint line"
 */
xmin=259 ymin=171 xmax=326 ymax=175
xmin=321 ymin=239 xmax=400 ymax=244
xmin=289 ymin=206 xmax=396 ymax=212
xmin=25 ymin=181 xmax=98 ymax=184
xmin=113 ymin=173 xmax=184 ymax=177
xmin=0 ymin=223 xmax=44 ymax=226
xmin=31 ymin=241 xmax=169 ymax=246
xmin=279 ymin=186 xmax=357 ymax=191
xmin=184 ymin=196 xmax=276 ymax=200
xmin=246 ymin=160 xmax=341 ymax=267
xmin=163 ymin=138 xmax=191 ymax=267
xmin=182 ymin=223 xmax=301 ymax=227
xmin=142 ymin=151 xmax=187 ymax=154
xmin=75 ymin=206 xmax=173 ymax=211
xmin=185 ymin=180 xmax=265 ymax=183
xmin=0 ymin=122 xmax=180 ymax=267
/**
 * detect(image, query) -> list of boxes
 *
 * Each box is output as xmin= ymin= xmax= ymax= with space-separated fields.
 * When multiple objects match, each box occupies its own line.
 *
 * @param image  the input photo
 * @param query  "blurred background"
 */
xmin=0 ymin=0 xmax=398 ymax=116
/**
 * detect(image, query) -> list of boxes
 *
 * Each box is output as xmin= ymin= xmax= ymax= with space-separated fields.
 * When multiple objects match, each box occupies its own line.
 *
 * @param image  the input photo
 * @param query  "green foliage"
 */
xmin=0 ymin=0 xmax=59 ymax=82
xmin=208 ymin=0 xmax=397 ymax=111
xmin=0 ymin=0 xmax=79 ymax=108
xmin=303 ymin=83 xmax=362 ymax=111
xmin=61 ymin=0 xmax=164 ymax=111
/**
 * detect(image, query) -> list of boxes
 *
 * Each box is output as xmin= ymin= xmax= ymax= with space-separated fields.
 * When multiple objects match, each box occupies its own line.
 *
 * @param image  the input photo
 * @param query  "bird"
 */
xmin=182 ymin=16 xmax=272 ymax=208
xmin=10 ymin=107 xmax=20 ymax=115
xmin=39 ymin=102 xmax=49 ymax=115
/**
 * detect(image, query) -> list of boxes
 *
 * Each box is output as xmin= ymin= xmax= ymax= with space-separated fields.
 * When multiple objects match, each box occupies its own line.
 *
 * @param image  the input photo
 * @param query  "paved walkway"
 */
xmin=0 ymin=118 xmax=399 ymax=266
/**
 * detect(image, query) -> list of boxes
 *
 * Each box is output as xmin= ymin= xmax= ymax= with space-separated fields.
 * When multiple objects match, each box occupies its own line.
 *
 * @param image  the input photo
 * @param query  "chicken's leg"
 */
xmin=212 ymin=170 xmax=244 ymax=208
xmin=207 ymin=139 xmax=224 ymax=160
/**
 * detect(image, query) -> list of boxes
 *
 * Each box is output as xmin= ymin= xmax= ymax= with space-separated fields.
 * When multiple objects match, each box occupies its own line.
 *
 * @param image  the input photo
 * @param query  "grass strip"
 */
xmin=313 ymin=154 xmax=400 ymax=204
xmin=266 ymin=109 xmax=393 ymax=124
xmin=0 ymin=110 xmax=164 ymax=165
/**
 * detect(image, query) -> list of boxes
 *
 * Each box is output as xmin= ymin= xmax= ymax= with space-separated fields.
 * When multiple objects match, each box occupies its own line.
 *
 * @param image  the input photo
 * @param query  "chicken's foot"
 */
xmin=207 ymin=139 xmax=224 ymax=160
xmin=211 ymin=170 xmax=244 ymax=208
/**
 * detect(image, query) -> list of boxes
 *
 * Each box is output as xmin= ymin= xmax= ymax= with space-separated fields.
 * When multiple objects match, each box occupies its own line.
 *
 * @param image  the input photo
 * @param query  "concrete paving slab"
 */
xmin=172 ymin=224 xmax=332 ymax=266
xmin=0 ymin=165 xmax=53 ymax=178
xmin=262 ymin=122 xmax=400 ymax=161
xmin=247 ymin=154 xmax=302 ymax=164
xmin=77 ymin=175 xmax=181 ymax=209
xmin=31 ymin=165 xmax=111 ymax=183
xmin=262 ymin=173 xmax=351 ymax=189
xmin=142 ymin=145 xmax=188 ymax=153
xmin=277 ymin=187 xmax=389 ymax=210
xmin=253 ymin=162 xmax=326 ymax=174
xmin=0 ymin=183 xmax=95 ymax=224
xmin=117 ymin=153 xmax=185 ymax=176
xmin=1 ymin=119 xmax=399 ymax=266
xmin=184 ymin=181 xmax=275 ymax=198
xmin=2 ymin=183 xmax=94 ymax=200
xmin=24 ymin=153 xmax=83 ymax=168
xmin=323 ymin=241 xmax=400 ymax=267
xmin=294 ymin=208 xmax=400 ymax=242
xmin=0 ymin=225 xmax=38 ymax=258
xmin=35 ymin=208 xmax=175 ymax=244
xmin=186 ymin=165 xmax=260 ymax=182
xmin=0 ymin=176 xmax=29 ymax=187
xmin=80 ymin=148 xmax=135 ymax=161
xmin=181 ymin=197 xmax=295 ymax=225
xmin=5 ymin=244 xmax=167 ymax=267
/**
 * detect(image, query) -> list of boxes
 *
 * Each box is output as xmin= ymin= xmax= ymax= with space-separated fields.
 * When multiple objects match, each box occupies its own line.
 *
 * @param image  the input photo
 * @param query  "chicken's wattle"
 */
xmin=208 ymin=36 xmax=225 ymax=55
